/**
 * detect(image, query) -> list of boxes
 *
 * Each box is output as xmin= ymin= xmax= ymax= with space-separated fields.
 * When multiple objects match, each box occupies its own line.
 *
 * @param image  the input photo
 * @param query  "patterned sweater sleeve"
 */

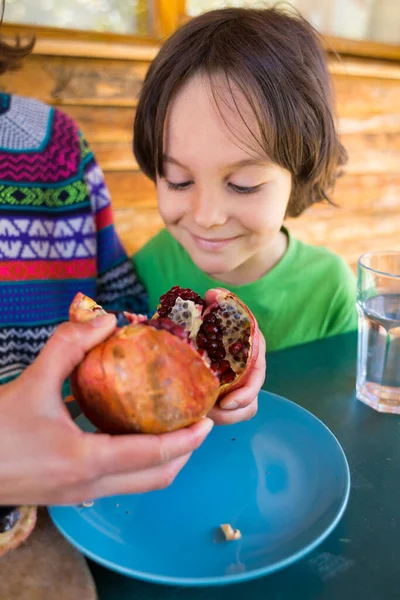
xmin=81 ymin=134 xmax=150 ymax=317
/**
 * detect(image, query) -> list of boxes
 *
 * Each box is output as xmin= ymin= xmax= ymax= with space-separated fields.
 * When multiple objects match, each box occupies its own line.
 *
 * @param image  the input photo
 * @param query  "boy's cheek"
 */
xmin=158 ymin=196 xmax=185 ymax=226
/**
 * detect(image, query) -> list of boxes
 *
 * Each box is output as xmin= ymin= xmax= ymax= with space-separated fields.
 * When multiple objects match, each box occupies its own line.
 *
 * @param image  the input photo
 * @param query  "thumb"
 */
xmin=26 ymin=314 xmax=117 ymax=392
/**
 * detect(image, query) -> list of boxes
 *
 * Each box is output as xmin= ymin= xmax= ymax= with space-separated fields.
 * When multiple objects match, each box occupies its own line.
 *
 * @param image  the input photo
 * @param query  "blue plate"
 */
xmin=49 ymin=391 xmax=350 ymax=586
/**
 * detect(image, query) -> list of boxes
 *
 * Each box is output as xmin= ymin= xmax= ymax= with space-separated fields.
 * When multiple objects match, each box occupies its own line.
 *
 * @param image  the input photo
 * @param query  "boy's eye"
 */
xmin=166 ymin=180 xmax=193 ymax=191
xmin=228 ymin=183 xmax=263 ymax=195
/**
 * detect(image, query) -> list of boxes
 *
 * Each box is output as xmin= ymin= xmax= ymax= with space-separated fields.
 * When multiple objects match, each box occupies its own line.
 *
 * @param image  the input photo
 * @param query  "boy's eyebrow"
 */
xmin=163 ymin=154 xmax=269 ymax=170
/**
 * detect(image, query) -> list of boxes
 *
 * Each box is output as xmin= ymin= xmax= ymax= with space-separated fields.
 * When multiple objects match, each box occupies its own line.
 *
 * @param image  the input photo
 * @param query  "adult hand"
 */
xmin=0 ymin=314 xmax=213 ymax=506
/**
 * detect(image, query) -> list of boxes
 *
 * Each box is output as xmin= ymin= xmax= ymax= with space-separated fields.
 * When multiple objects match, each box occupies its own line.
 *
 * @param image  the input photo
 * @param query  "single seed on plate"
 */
xmin=220 ymin=524 xmax=241 ymax=541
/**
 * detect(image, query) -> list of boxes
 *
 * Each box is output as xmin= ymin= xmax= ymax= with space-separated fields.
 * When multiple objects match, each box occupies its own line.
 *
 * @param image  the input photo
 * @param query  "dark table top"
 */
xmin=88 ymin=332 xmax=400 ymax=599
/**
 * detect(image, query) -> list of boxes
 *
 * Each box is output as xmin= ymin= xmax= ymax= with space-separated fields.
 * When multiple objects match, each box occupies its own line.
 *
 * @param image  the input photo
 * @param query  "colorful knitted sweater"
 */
xmin=0 ymin=93 xmax=148 ymax=385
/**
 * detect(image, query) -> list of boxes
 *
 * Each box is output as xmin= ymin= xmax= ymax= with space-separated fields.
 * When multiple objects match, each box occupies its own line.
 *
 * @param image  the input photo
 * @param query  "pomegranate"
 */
xmin=69 ymin=286 xmax=259 ymax=434
xmin=0 ymin=506 xmax=37 ymax=558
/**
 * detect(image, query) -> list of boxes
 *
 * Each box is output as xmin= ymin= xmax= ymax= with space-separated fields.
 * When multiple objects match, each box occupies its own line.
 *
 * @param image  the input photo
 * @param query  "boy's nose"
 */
xmin=192 ymin=190 xmax=227 ymax=229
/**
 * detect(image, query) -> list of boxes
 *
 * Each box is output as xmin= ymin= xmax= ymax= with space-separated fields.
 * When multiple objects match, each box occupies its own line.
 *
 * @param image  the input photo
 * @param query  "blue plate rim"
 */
xmin=49 ymin=392 xmax=351 ymax=586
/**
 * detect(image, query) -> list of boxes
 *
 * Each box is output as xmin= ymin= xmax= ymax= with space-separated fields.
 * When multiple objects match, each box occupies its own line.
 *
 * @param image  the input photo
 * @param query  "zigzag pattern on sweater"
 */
xmin=0 ymin=110 xmax=81 ymax=184
xmin=97 ymin=260 xmax=149 ymax=314
xmin=0 ymin=324 xmax=56 ymax=378
xmin=0 ymin=215 xmax=96 ymax=259
xmin=0 ymin=326 xmax=56 ymax=341
xmin=0 ymin=180 xmax=89 ymax=208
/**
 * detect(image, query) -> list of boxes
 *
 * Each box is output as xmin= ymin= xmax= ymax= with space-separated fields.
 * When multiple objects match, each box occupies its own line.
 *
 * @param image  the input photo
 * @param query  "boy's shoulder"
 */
xmin=290 ymin=235 xmax=354 ymax=281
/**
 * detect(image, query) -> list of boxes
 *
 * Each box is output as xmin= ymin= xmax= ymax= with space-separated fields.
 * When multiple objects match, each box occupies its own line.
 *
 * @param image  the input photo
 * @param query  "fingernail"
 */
xmin=220 ymin=400 xmax=239 ymax=410
xmin=91 ymin=313 xmax=115 ymax=328
xmin=198 ymin=417 xmax=214 ymax=435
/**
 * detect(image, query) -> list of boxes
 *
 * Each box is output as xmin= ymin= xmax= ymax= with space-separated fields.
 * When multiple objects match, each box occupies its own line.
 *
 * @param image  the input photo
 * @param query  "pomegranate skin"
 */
xmin=70 ymin=323 xmax=220 ymax=434
xmin=0 ymin=506 xmax=37 ymax=558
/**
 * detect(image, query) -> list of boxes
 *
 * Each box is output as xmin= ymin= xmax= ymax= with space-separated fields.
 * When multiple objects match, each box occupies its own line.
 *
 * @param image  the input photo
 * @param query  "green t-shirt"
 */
xmin=133 ymin=228 xmax=357 ymax=352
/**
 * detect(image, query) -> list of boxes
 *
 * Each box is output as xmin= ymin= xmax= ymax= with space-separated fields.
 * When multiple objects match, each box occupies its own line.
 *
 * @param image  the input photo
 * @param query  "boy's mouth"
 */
xmin=190 ymin=233 xmax=241 ymax=251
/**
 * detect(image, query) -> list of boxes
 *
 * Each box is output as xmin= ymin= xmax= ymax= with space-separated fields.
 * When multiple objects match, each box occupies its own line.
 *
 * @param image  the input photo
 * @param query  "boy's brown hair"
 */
xmin=134 ymin=7 xmax=347 ymax=217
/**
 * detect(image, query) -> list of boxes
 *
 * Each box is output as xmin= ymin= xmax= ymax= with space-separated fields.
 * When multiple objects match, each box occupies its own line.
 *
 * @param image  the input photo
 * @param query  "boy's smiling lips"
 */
xmin=189 ymin=232 xmax=242 ymax=251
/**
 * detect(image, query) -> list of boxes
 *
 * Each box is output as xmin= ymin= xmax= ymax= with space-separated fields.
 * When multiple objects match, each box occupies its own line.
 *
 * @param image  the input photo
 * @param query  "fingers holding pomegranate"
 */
xmin=208 ymin=396 xmax=259 ymax=425
xmin=87 ymin=453 xmax=193 ymax=499
xmin=47 ymin=419 xmax=214 ymax=504
xmin=85 ymin=418 xmax=214 ymax=480
xmin=69 ymin=286 xmax=263 ymax=434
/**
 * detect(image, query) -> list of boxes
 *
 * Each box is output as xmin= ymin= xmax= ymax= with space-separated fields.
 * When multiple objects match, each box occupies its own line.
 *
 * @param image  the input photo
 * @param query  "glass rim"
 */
xmin=358 ymin=250 xmax=400 ymax=279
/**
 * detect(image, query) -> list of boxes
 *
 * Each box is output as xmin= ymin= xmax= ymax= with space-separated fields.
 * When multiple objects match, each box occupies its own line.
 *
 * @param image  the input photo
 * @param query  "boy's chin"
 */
xmin=189 ymin=253 xmax=240 ymax=280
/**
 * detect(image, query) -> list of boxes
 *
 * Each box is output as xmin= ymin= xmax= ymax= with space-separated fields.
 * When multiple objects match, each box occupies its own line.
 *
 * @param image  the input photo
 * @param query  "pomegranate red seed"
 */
xmin=242 ymin=348 xmax=249 ymax=361
xmin=206 ymin=324 xmax=220 ymax=334
xmin=229 ymin=342 xmax=243 ymax=356
xmin=218 ymin=360 xmax=231 ymax=373
xmin=203 ymin=313 xmax=217 ymax=324
xmin=197 ymin=333 xmax=208 ymax=348
xmin=214 ymin=347 xmax=226 ymax=360
xmin=220 ymin=370 xmax=236 ymax=385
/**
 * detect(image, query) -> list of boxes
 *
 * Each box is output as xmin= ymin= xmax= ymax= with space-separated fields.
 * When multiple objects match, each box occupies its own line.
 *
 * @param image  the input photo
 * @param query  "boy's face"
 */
xmin=156 ymin=75 xmax=292 ymax=285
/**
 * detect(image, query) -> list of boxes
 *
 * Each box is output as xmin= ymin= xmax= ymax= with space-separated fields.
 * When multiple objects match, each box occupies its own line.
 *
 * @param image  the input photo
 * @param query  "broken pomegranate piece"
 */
xmin=0 ymin=506 xmax=37 ymax=558
xmin=155 ymin=286 xmax=259 ymax=397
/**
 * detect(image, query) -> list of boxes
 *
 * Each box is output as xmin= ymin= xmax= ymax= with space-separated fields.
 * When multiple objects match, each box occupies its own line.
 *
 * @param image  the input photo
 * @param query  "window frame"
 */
xmin=1 ymin=0 xmax=399 ymax=62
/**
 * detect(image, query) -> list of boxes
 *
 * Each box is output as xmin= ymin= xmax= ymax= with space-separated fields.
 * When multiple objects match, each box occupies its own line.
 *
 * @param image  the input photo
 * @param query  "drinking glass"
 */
xmin=356 ymin=251 xmax=400 ymax=413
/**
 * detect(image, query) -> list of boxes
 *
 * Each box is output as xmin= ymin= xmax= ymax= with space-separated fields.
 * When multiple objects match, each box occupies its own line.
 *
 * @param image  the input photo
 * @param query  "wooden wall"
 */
xmin=1 ymin=48 xmax=400 ymax=271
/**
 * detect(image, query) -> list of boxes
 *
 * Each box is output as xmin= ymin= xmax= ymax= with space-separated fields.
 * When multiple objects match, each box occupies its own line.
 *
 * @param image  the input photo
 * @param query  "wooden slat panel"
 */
xmin=342 ymin=132 xmax=400 ymax=154
xmin=286 ymin=211 xmax=400 ymax=248
xmin=333 ymin=174 xmax=400 ymax=212
xmin=114 ymin=208 xmax=163 ymax=256
xmin=0 ymin=55 xmax=149 ymax=106
xmin=63 ymin=106 xmax=136 ymax=142
xmin=105 ymin=171 xmax=156 ymax=208
xmin=344 ymin=133 xmax=400 ymax=174
xmin=91 ymin=142 xmax=138 ymax=171
xmin=338 ymin=114 xmax=400 ymax=135
xmin=330 ymin=57 xmax=400 ymax=81
xmin=333 ymin=75 xmax=400 ymax=117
